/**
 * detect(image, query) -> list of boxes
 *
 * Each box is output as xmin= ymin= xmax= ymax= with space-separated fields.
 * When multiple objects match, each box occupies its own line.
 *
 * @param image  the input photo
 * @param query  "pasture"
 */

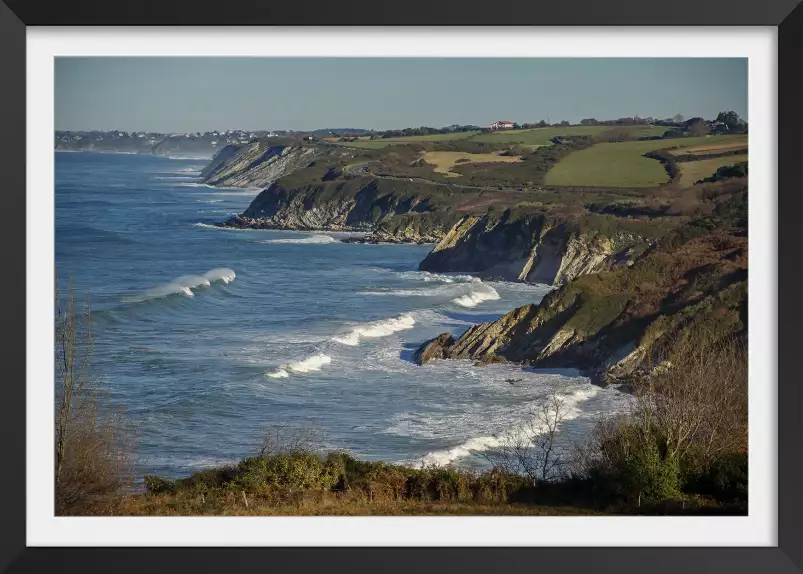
xmin=677 ymin=155 xmax=748 ymax=187
xmin=544 ymin=135 xmax=746 ymax=188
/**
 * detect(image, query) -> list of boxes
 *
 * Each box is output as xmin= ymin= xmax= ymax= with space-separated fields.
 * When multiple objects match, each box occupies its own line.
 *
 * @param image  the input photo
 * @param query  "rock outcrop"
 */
xmin=200 ymin=140 xmax=322 ymax=188
xmin=218 ymin=177 xmax=460 ymax=240
xmin=413 ymin=333 xmax=455 ymax=365
xmin=419 ymin=212 xmax=646 ymax=286
xmin=417 ymin=224 xmax=747 ymax=386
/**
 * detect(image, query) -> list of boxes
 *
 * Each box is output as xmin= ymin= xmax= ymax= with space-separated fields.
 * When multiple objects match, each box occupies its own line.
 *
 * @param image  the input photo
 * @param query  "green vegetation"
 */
xmin=545 ymin=135 xmax=745 ymax=187
xmin=678 ymin=156 xmax=748 ymax=187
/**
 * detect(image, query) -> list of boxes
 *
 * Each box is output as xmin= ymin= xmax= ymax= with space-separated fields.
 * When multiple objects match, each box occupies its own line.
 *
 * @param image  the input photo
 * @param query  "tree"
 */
xmin=686 ymin=117 xmax=708 ymax=137
xmin=716 ymin=111 xmax=744 ymax=131
xmin=55 ymin=277 xmax=132 ymax=514
xmin=484 ymin=391 xmax=571 ymax=482
xmin=672 ymin=113 xmax=685 ymax=123
xmin=574 ymin=335 xmax=747 ymax=503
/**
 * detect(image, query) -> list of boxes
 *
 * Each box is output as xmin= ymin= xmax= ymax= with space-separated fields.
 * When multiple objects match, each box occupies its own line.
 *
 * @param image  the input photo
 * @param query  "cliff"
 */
xmin=200 ymin=140 xmax=323 ymax=188
xmin=419 ymin=210 xmax=652 ymax=285
xmin=415 ymin=210 xmax=747 ymax=386
xmin=219 ymin=176 xmax=461 ymax=242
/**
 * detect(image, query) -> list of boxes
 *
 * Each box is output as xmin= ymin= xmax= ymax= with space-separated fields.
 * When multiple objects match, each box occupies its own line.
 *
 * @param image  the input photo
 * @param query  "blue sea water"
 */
xmin=55 ymin=151 xmax=628 ymax=478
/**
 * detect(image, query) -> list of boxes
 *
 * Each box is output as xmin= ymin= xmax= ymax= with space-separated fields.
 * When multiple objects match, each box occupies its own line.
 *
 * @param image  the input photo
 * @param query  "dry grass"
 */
xmin=678 ymin=155 xmax=748 ymax=187
xmin=422 ymin=151 xmax=522 ymax=177
xmin=668 ymin=136 xmax=748 ymax=156
xmin=118 ymin=490 xmax=600 ymax=516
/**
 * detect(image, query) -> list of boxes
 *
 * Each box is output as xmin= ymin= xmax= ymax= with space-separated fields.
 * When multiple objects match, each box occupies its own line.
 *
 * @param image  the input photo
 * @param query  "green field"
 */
xmin=470 ymin=125 xmax=668 ymax=145
xmin=678 ymin=154 xmax=748 ymax=187
xmin=545 ymin=135 xmax=745 ymax=188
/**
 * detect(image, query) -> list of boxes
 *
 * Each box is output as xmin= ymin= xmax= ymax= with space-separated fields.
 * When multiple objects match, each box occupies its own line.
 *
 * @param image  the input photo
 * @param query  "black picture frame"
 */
xmin=1 ymin=2 xmax=800 ymax=572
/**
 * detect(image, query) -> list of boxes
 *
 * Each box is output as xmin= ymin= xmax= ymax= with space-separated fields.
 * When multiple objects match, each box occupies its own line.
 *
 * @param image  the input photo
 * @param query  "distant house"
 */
xmin=490 ymin=121 xmax=515 ymax=130
xmin=708 ymin=121 xmax=730 ymax=133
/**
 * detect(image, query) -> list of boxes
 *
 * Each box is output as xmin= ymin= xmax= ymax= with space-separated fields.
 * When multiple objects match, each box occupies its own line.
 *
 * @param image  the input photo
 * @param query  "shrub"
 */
xmin=55 ymin=278 xmax=133 ymax=515
xmin=576 ymin=336 xmax=747 ymax=504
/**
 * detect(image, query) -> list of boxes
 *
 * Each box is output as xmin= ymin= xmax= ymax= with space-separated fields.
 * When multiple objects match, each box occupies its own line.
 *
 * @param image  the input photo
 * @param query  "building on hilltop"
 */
xmin=490 ymin=121 xmax=515 ymax=130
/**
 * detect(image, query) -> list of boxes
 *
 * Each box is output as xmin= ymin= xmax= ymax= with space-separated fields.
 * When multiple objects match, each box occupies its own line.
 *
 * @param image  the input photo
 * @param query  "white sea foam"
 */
xmin=267 ymin=353 xmax=332 ymax=379
xmin=332 ymin=313 xmax=416 ymax=346
xmin=203 ymin=267 xmax=236 ymax=284
xmin=260 ymin=235 xmax=338 ymax=245
xmin=412 ymin=387 xmax=600 ymax=467
xmin=397 ymin=270 xmax=481 ymax=284
xmin=121 ymin=268 xmax=235 ymax=303
xmin=178 ymin=182 xmax=216 ymax=188
xmin=360 ymin=288 xmax=445 ymax=297
xmin=451 ymin=284 xmax=500 ymax=307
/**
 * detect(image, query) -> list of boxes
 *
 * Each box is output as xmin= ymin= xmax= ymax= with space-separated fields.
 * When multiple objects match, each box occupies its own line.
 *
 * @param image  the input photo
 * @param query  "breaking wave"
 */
xmin=203 ymin=267 xmax=236 ymax=284
xmin=267 ymin=353 xmax=332 ymax=379
xmin=397 ymin=270 xmax=481 ymax=284
xmin=260 ymin=235 xmax=338 ymax=245
xmin=451 ymin=284 xmax=500 ymax=307
xmin=332 ymin=313 xmax=416 ymax=346
xmin=412 ymin=387 xmax=600 ymax=467
xmin=178 ymin=182 xmax=217 ymax=188
xmin=121 ymin=268 xmax=235 ymax=303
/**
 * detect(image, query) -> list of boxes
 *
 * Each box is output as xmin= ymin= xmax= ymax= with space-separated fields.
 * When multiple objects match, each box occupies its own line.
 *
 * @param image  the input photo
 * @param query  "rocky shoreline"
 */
xmin=200 ymin=140 xmax=747 ymax=391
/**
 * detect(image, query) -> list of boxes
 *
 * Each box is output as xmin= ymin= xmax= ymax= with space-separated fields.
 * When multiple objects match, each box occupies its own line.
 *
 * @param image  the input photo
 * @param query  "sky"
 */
xmin=55 ymin=58 xmax=748 ymax=133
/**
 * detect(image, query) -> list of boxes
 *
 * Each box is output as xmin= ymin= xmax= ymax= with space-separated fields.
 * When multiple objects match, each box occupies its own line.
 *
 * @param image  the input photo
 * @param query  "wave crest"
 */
xmin=121 ymin=268 xmax=235 ymax=303
xmin=267 ymin=353 xmax=332 ymax=379
xmin=260 ymin=235 xmax=337 ymax=245
xmin=413 ymin=387 xmax=600 ymax=467
xmin=332 ymin=313 xmax=416 ymax=346
xmin=451 ymin=284 xmax=500 ymax=307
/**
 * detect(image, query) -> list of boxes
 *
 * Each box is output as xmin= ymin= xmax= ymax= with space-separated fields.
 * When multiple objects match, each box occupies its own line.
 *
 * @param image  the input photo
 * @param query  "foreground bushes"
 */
xmin=145 ymin=451 xmax=532 ymax=506
xmin=576 ymin=337 xmax=748 ymax=506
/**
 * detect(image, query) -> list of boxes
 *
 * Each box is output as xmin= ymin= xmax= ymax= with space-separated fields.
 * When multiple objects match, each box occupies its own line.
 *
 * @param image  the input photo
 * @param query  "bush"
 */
xmin=234 ymin=452 xmax=340 ymax=492
xmin=55 ymin=279 xmax=133 ymax=515
xmin=576 ymin=337 xmax=747 ymax=505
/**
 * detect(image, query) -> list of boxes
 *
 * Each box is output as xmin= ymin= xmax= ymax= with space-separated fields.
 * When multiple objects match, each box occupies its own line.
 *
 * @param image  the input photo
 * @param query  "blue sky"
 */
xmin=55 ymin=58 xmax=748 ymax=132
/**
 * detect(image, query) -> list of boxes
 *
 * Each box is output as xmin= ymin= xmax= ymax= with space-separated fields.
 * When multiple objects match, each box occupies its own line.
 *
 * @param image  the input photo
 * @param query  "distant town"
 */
xmin=55 ymin=114 xmax=741 ymax=158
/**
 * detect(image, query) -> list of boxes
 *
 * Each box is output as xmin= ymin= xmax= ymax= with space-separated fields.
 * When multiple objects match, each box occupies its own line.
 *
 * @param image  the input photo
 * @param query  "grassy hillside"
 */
xmin=678 ymin=155 xmax=749 ymax=187
xmin=545 ymin=135 xmax=745 ymax=187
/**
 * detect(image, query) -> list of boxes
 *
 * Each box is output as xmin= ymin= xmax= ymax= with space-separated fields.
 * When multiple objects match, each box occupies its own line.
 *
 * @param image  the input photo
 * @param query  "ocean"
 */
xmin=55 ymin=151 xmax=629 ymax=478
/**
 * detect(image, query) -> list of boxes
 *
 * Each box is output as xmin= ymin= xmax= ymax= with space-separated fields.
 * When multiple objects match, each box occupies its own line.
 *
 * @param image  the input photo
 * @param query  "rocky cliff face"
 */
xmin=419 ymin=212 xmax=645 ymax=286
xmin=416 ymin=226 xmax=747 ymax=386
xmin=200 ymin=141 xmax=322 ymax=188
xmin=219 ymin=177 xmax=458 ymax=241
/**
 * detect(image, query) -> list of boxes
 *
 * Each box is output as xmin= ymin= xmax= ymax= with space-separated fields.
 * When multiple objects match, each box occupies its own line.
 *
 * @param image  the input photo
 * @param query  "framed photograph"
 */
xmin=1 ymin=1 xmax=801 ymax=572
